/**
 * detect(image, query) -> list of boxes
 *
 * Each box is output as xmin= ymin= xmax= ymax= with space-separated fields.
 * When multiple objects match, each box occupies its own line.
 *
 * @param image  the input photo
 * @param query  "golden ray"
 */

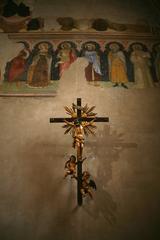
xmin=64 ymin=126 xmax=73 ymax=135
xmin=86 ymin=106 xmax=96 ymax=114
xmin=64 ymin=106 xmax=74 ymax=114
xmin=85 ymin=126 xmax=96 ymax=135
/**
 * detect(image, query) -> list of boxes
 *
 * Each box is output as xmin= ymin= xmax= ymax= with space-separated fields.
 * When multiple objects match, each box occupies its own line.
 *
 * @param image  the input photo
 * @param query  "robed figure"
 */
xmin=27 ymin=41 xmax=55 ymax=87
xmin=4 ymin=41 xmax=30 ymax=86
xmin=105 ymin=42 xmax=131 ymax=88
xmin=152 ymin=43 xmax=160 ymax=83
xmin=52 ymin=41 xmax=78 ymax=80
xmin=130 ymin=43 xmax=154 ymax=88
xmin=80 ymin=41 xmax=106 ymax=81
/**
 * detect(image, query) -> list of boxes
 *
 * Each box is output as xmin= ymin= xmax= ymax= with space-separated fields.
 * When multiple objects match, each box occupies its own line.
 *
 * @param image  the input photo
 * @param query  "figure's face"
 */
xmin=85 ymin=43 xmax=95 ymax=51
xmin=132 ymin=44 xmax=143 ymax=51
xmin=61 ymin=43 xmax=71 ymax=49
xmin=83 ymin=171 xmax=90 ymax=178
xmin=70 ymin=156 xmax=76 ymax=162
xmin=109 ymin=43 xmax=120 ymax=52
xmin=38 ymin=43 xmax=49 ymax=52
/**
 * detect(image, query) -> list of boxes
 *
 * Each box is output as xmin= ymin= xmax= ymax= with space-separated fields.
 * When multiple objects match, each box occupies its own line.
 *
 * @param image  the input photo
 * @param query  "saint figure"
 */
xmin=27 ymin=42 xmax=54 ymax=87
xmin=56 ymin=42 xmax=77 ymax=77
xmin=108 ymin=43 xmax=128 ymax=88
xmin=4 ymin=42 xmax=30 ymax=87
xmin=81 ymin=42 xmax=102 ymax=81
xmin=153 ymin=43 xmax=160 ymax=82
xmin=130 ymin=43 xmax=154 ymax=88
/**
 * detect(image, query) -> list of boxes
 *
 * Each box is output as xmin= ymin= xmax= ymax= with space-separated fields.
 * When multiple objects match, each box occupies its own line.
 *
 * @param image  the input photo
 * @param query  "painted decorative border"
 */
xmin=8 ymin=32 xmax=160 ymax=41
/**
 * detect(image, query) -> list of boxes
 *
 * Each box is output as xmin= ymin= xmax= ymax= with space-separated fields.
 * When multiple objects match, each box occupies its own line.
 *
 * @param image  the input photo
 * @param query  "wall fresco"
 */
xmin=0 ymin=38 xmax=160 ymax=95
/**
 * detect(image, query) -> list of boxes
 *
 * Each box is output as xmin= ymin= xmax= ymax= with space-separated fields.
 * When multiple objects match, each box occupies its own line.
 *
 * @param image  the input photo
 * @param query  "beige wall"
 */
xmin=33 ymin=0 xmax=155 ymax=24
xmin=0 ymin=1 xmax=160 ymax=239
xmin=0 ymin=87 xmax=160 ymax=239
xmin=33 ymin=0 xmax=158 ymax=31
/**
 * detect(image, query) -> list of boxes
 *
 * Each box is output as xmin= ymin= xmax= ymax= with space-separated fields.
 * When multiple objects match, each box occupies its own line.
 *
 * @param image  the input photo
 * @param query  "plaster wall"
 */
xmin=33 ymin=0 xmax=154 ymax=24
xmin=0 ymin=1 xmax=160 ymax=240
xmin=0 ymin=66 xmax=160 ymax=240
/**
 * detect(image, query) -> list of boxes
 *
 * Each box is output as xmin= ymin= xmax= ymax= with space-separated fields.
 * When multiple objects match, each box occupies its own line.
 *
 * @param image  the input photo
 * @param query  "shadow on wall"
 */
xmin=25 ymin=125 xmax=137 ymax=225
xmin=0 ymin=125 xmax=137 ymax=240
xmin=80 ymin=125 xmax=138 ymax=224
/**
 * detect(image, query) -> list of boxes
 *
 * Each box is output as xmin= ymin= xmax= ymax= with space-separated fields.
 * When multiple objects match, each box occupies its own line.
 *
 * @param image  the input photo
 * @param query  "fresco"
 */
xmin=129 ymin=43 xmax=154 ymax=88
xmin=0 ymin=39 xmax=160 ymax=95
xmin=53 ymin=41 xmax=78 ymax=80
xmin=80 ymin=41 xmax=105 ymax=81
xmin=0 ymin=1 xmax=160 ymax=34
xmin=26 ymin=41 xmax=55 ymax=87
xmin=4 ymin=41 xmax=30 ymax=86
xmin=105 ymin=42 xmax=130 ymax=89
xmin=152 ymin=43 xmax=160 ymax=82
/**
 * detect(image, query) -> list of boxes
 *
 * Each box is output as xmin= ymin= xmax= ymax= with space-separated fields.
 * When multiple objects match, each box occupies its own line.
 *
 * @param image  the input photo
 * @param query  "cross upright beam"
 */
xmin=76 ymin=98 xmax=83 ymax=206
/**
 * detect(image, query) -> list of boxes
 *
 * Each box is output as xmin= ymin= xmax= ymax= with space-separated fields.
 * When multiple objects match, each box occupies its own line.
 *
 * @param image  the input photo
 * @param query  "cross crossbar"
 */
xmin=50 ymin=117 xmax=109 ymax=123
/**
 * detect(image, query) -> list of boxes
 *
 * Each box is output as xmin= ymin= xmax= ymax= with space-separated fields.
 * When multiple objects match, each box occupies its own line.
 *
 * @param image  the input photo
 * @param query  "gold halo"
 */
xmin=132 ymin=44 xmax=143 ymax=50
xmin=109 ymin=43 xmax=120 ymax=50
xmin=38 ymin=42 xmax=49 ymax=50
xmin=85 ymin=43 xmax=96 ymax=50
xmin=60 ymin=42 xmax=72 ymax=49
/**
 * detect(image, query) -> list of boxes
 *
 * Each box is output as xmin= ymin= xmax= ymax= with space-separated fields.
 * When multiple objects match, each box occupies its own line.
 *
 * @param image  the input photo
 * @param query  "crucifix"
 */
xmin=50 ymin=98 xmax=109 ymax=206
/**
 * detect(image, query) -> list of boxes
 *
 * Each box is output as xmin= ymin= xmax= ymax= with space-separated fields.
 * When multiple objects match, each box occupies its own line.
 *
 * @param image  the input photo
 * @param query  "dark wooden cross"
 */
xmin=50 ymin=98 xmax=109 ymax=206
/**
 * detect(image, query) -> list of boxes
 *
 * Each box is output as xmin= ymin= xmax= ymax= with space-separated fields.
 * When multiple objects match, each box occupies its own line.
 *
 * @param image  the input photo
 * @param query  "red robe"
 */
xmin=8 ymin=50 xmax=26 ymax=82
xmin=59 ymin=51 xmax=77 ymax=77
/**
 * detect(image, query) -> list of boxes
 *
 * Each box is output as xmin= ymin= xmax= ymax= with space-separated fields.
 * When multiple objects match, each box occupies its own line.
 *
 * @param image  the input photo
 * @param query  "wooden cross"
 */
xmin=50 ymin=98 xmax=109 ymax=206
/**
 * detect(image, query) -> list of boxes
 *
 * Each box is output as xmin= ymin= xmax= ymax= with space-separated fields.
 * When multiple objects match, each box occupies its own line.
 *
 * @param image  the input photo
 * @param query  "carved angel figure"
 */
xmin=64 ymin=155 xmax=77 ymax=178
xmin=81 ymin=171 xmax=97 ymax=199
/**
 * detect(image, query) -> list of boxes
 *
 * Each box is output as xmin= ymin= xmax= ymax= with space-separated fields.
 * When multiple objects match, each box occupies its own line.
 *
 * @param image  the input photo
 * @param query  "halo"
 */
xmin=38 ymin=42 xmax=49 ymax=50
xmin=109 ymin=43 xmax=120 ymax=50
xmin=85 ymin=43 xmax=96 ymax=50
xmin=60 ymin=42 xmax=72 ymax=49
xmin=131 ymin=43 xmax=143 ymax=50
